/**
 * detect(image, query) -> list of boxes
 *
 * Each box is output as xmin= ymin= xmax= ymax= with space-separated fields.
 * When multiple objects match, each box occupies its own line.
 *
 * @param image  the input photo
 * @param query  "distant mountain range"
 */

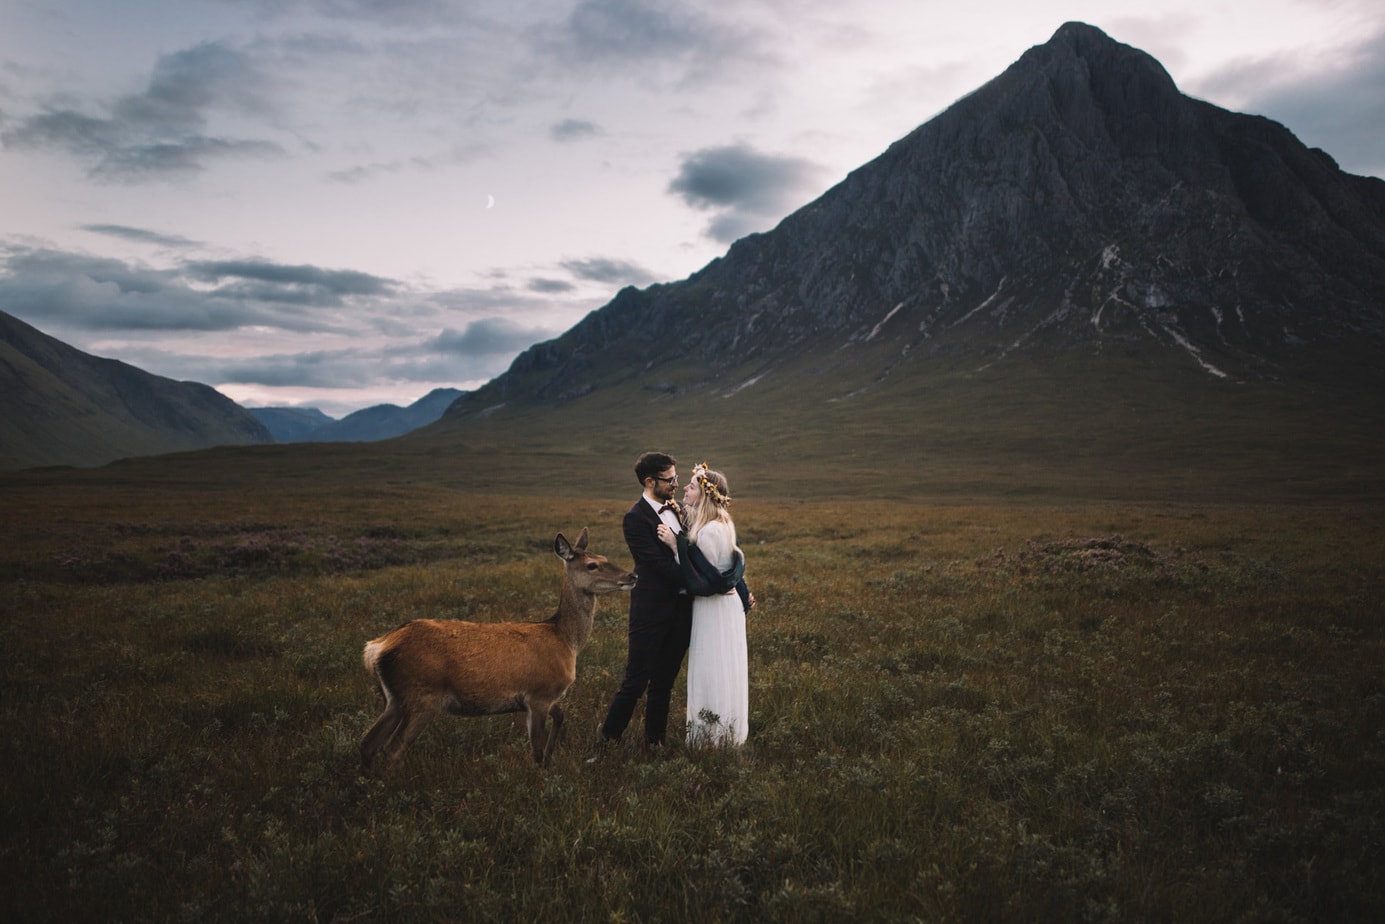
xmin=0 ymin=309 xmax=272 ymax=470
xmin=249 ymin=389 xmax=466 ymax=443
xmin=244 ymin=406 xmax=336 ymax=443
xmin=0 ymin=307 xmax=464 ymax=469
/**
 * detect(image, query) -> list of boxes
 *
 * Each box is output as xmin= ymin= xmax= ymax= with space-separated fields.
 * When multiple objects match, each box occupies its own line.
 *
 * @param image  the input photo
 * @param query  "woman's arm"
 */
xmin=697 ymin=521 xmax=733 ymax=571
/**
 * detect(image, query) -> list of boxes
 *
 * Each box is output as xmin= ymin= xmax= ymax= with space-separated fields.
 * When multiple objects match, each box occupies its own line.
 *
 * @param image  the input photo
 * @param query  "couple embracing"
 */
xmin=593 ymin=451 xmax=752 ymax=755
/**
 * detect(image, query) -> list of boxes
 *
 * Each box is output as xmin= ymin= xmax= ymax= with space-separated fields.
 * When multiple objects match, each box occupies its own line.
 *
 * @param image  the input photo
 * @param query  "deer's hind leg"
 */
xmin=361 ymin=696 xmax=441 ymax=771
xmin=381 ymin=698 xmax=442 ymax=768
xmin=360 ymin=703 xmax=403 ymax=772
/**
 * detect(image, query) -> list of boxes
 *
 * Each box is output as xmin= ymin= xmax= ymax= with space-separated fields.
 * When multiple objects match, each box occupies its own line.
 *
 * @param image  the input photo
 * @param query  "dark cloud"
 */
xmin=529 ymin=277 xmax=576 ymax=293
xmin=122 ymin=42 xmax=273 ymax=127
xmin=417 ymin=280 xmax=599 ymax=335
xmin=0 ymin=247 xmax=372 ymax=332
xmin=1 ymin=41 xmax=284 ymax=181
xmin=187 ymin=260 xmax=398 ymax=300
xmin=1195 ymin=28 xmax=1385 ymax=178
xmin=550 ymin=118 xmax=603 ymax=142
xmin=211 ymin=0 xmax=464 ymax=27
xmin=4 ymin=110 xmax=119 ymax=159
xmin=560 ymin=257 xmax=658 ymax=286
xmin=96 ymin=137 xmax=283 ymax=181
xmin=82 ymin=225 xmax=201 ymax=249
xmin=540 ymin=0 xmax=767 ymax=86
xmin=51 ymin=328 xmax=502 ymax=397
xmin=668 ymin=143 xmax=824 ymax=243
xmin=86 ymin=311 xmax=557 ymax=394
xmin=428 ymin=317 xmax=559 ymax=357
xmin=560 ymin=0 xmax=712 ymax=60
xmin=0 ymin=242 xmax=587 ymax=404
xmin=669 ymin=144 xmax=809 ymax=209
xmin=210 ymin=345 xmax=490 ymax=392
xmin=213 ymin=349 xmax=369 ymax=388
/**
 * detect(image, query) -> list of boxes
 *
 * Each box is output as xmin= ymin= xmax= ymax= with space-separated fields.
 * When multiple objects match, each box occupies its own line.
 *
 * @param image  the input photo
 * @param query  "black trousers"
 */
xmin=600 ymin=595 xmax=693 ymax=745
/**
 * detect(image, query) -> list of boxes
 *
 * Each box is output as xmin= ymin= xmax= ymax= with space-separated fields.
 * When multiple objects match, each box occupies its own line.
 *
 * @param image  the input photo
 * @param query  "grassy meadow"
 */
xmin=1 ymin=461 xmax=1382 ymax=922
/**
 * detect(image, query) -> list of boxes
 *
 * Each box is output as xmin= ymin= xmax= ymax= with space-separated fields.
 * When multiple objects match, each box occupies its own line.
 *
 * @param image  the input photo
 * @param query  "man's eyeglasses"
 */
xmin=652 ymin=475 xmax=678 ymax=485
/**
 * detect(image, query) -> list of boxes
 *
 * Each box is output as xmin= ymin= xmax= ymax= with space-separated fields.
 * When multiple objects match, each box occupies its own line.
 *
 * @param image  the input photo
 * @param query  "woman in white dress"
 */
xmin=656 ymin=463 xmax=749 ymax=747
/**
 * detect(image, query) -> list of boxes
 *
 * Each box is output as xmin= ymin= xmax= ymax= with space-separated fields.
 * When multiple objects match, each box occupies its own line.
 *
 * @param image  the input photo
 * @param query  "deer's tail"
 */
xmin=363 ymin=637 xmax=394 ymax=706
xmin=363 ymin=637 xmax=386 ymax=673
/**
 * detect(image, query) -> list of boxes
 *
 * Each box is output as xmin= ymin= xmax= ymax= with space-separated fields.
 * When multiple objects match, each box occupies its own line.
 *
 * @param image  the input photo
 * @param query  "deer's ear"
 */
xmin=554 ymin=533 xmax=574 ymax=560
xmin=575 ymin=527 xmax=590 ymax=552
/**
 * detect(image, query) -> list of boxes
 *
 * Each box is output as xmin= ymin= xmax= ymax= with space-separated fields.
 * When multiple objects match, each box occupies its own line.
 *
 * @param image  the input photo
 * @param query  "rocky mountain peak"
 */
xmin=452 ymin=22 xmax=1385 ymax=417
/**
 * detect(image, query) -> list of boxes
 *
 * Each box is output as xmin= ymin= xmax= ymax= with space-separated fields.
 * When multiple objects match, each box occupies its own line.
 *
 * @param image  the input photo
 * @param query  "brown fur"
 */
xmin=360 ymin=529 xmax=635 ymax=770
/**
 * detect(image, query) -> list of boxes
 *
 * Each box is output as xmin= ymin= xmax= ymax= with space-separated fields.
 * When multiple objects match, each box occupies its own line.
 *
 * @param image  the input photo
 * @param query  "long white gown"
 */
xmin=685 ymin=520 xmax=749 ymax=746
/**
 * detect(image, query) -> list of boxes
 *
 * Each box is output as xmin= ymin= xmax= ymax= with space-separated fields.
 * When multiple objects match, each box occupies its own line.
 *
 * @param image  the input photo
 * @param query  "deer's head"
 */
xmin=555 ymin=529 xmax=637 ymax=593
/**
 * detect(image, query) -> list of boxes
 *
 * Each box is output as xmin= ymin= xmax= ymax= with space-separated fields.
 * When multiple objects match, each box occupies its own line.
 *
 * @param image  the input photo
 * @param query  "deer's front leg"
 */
xmin=542 ymin=703 xmax=565 ymax=764
xmin=526 ymin=700 xmax=550 ymax=764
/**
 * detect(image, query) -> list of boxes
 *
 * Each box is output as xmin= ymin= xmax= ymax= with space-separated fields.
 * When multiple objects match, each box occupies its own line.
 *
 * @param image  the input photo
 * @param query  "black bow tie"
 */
xmin=658 ymin=504 xmax=675 ymax=514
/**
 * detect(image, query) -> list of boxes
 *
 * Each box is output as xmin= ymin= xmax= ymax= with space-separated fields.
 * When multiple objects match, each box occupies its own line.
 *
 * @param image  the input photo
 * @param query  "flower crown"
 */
xmin=692 ymin=461 xmax=732 ymax=507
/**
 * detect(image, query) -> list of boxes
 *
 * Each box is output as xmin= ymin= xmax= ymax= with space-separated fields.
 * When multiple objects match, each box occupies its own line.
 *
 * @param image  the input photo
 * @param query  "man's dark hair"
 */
xmin=634 ymin=451 xmax=677 ymax=485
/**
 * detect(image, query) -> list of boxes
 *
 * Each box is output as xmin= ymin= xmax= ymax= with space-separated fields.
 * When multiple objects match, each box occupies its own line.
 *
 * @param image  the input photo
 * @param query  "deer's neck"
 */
xmin=555 ymin=580 xmax=597 ymax=651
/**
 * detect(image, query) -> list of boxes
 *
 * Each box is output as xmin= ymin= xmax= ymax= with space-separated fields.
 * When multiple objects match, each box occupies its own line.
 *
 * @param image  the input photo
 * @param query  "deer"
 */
xmin=360 ymin=528 xmax=635 ymax=770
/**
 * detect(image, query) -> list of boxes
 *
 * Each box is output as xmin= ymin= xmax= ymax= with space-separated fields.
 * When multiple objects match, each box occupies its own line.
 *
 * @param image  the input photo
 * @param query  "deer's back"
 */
xmin=377 ymin=618 xmax=577 ymax=699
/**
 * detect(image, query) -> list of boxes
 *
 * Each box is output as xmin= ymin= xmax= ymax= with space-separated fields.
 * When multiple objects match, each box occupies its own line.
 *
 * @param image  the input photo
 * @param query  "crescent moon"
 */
xmin=486 ymin=194 xmax=495 ymax=209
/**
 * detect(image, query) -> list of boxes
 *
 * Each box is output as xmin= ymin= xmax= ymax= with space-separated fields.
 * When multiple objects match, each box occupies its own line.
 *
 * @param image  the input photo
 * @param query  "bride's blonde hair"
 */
xmin=687 ymin=465 xmax=736 ymax=546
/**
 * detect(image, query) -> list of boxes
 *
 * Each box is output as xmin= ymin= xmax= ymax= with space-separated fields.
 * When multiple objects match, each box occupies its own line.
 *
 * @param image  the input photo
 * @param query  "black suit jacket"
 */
xmin=623 ymin=498 xmax=686 ymax=622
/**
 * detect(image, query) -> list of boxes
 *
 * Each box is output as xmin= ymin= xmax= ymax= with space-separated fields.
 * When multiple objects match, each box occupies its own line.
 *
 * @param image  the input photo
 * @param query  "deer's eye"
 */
xmin=587 ymin=562 xmax=599 ymax=570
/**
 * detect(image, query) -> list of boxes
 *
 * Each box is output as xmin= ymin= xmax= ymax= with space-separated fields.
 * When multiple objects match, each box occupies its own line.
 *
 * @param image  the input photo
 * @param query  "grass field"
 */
xmin=1 ymin=459 xmax=1381 ymax=922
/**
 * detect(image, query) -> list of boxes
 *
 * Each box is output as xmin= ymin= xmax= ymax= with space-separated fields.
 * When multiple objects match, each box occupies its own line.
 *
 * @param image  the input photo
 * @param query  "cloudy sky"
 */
xmin=3 ymin=0 xmax=1382 ymax=415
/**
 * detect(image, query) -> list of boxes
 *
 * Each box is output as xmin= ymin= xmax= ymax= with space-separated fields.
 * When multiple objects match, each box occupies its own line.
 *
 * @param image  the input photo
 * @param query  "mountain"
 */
xmin=414 ymin=22 xmax=1385 ymax=500
xmin=447 ymin=22 xmax=1384 ymax=413
xmin=250 ymin=388 xmax=466 ymax=443
xmin=247 ymin=406 xmax=336 ymax=442
xmin=0 ymin=310 xmax=273 ymax=470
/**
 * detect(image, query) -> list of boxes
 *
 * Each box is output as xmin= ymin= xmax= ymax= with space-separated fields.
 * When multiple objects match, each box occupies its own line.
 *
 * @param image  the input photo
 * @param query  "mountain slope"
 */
xmin=248 ymin=406 xmax=336 ymax=442
xmin=310 ymin=388 xmax=466 ymax=442
xmin=0 ymin=310 xmax=273 ymax=470
xmin=442 ymin=22 xmax=1384 ymax=418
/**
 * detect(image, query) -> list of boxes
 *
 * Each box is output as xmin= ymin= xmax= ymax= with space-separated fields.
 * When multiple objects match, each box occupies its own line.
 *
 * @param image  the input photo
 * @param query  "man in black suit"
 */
xmin=593 ymin=451 xmax=693 ymax=751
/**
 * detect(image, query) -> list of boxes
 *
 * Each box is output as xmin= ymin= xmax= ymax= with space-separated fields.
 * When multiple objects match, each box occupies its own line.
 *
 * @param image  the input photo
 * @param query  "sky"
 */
xmin=2 ymin=0 xmax=1382 ymax=417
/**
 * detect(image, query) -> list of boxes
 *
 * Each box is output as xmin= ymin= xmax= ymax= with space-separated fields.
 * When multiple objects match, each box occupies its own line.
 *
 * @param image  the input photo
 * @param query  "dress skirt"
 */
xmin=684 ymin=521 xmax=749 ymax=746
